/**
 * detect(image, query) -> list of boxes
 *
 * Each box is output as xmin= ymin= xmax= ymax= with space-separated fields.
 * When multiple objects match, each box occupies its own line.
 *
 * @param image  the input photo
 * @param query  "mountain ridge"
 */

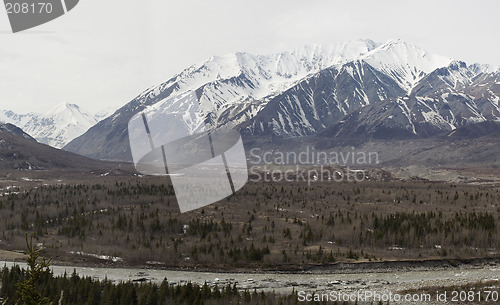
xmin=63 ymin=39 xmax=500 ymax=162
xmin=64 ymin=39 xmax=381 ymax=160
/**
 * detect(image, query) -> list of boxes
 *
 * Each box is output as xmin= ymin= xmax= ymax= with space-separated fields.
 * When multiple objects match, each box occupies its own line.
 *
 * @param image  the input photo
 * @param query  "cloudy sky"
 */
xmin=0 ymin=0 xmax=499 ymax=114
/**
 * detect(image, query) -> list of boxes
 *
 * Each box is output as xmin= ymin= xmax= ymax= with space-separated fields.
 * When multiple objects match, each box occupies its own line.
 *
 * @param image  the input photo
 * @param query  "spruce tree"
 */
xmin=16 ymin=234 xmax=52 ymax=305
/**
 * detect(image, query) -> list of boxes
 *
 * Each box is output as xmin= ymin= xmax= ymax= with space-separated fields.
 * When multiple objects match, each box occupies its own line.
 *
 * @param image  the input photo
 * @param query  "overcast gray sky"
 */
xmin=0 ymin=0 xmax=499 ymax=114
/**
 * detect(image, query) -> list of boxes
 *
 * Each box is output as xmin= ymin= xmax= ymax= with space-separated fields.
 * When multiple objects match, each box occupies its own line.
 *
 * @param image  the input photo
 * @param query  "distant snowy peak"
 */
xmin=45 ymin=103 xmax=95 ymax=126
xmin=0 ymin=103 xmax=111 ymax=148
xmin=94 ymin=106 xmax=116 ymax=122
xmin=46 ymin=102 xmax=81 ymax=115
xmin=361 ymin=39 xmax=453 ymax=92
xmin=468 ymin=63 xmax=500 ymax=74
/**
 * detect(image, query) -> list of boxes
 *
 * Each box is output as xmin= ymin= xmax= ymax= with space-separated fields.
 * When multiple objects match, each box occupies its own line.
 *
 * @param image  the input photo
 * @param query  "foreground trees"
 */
xmin=1 ymin=264 xmax=303 ymax=305
xmin=16 ymin=234 xmax=51 ymax=305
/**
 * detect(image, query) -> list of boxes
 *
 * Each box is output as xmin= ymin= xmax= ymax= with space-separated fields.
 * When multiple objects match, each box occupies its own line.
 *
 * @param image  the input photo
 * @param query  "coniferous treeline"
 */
xmin=0 ymin=265 xmax=312 ymax=305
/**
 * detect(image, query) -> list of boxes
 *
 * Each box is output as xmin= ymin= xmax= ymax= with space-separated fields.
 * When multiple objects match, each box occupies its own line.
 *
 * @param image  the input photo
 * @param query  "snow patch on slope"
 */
xmin=362 ymin=39 xmax=452 ymax=93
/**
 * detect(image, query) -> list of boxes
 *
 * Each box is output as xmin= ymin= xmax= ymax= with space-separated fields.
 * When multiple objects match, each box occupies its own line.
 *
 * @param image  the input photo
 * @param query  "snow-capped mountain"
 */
xmin=321 ymin=60 xmax=500 ymax=140
xmin=64 ymin=39 xmax=500 ymax=161
xmin=129 ymin=39 xmax=381 ymax=132
xmin=241 ymin=60 xmax=408 ymax=137
xmin=0 ymin=103 xmax=109 ymax=148
xmin=64 ymin=39 xmax=381 ymax=160
xmin=239 ymin=40 xmax=455 ymax=137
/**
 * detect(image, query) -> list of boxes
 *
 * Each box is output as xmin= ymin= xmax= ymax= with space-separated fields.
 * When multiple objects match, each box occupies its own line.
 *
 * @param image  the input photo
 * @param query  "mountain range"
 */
xmin=5 ymin=39 xmax=499 ymax=166
xmin=64 ymin=39 xmax=381 ymax=160
xmin=0 ymin=103 xmax=112 ymax=148
xmin=63 ymin=39 xmax=500 ymax=163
